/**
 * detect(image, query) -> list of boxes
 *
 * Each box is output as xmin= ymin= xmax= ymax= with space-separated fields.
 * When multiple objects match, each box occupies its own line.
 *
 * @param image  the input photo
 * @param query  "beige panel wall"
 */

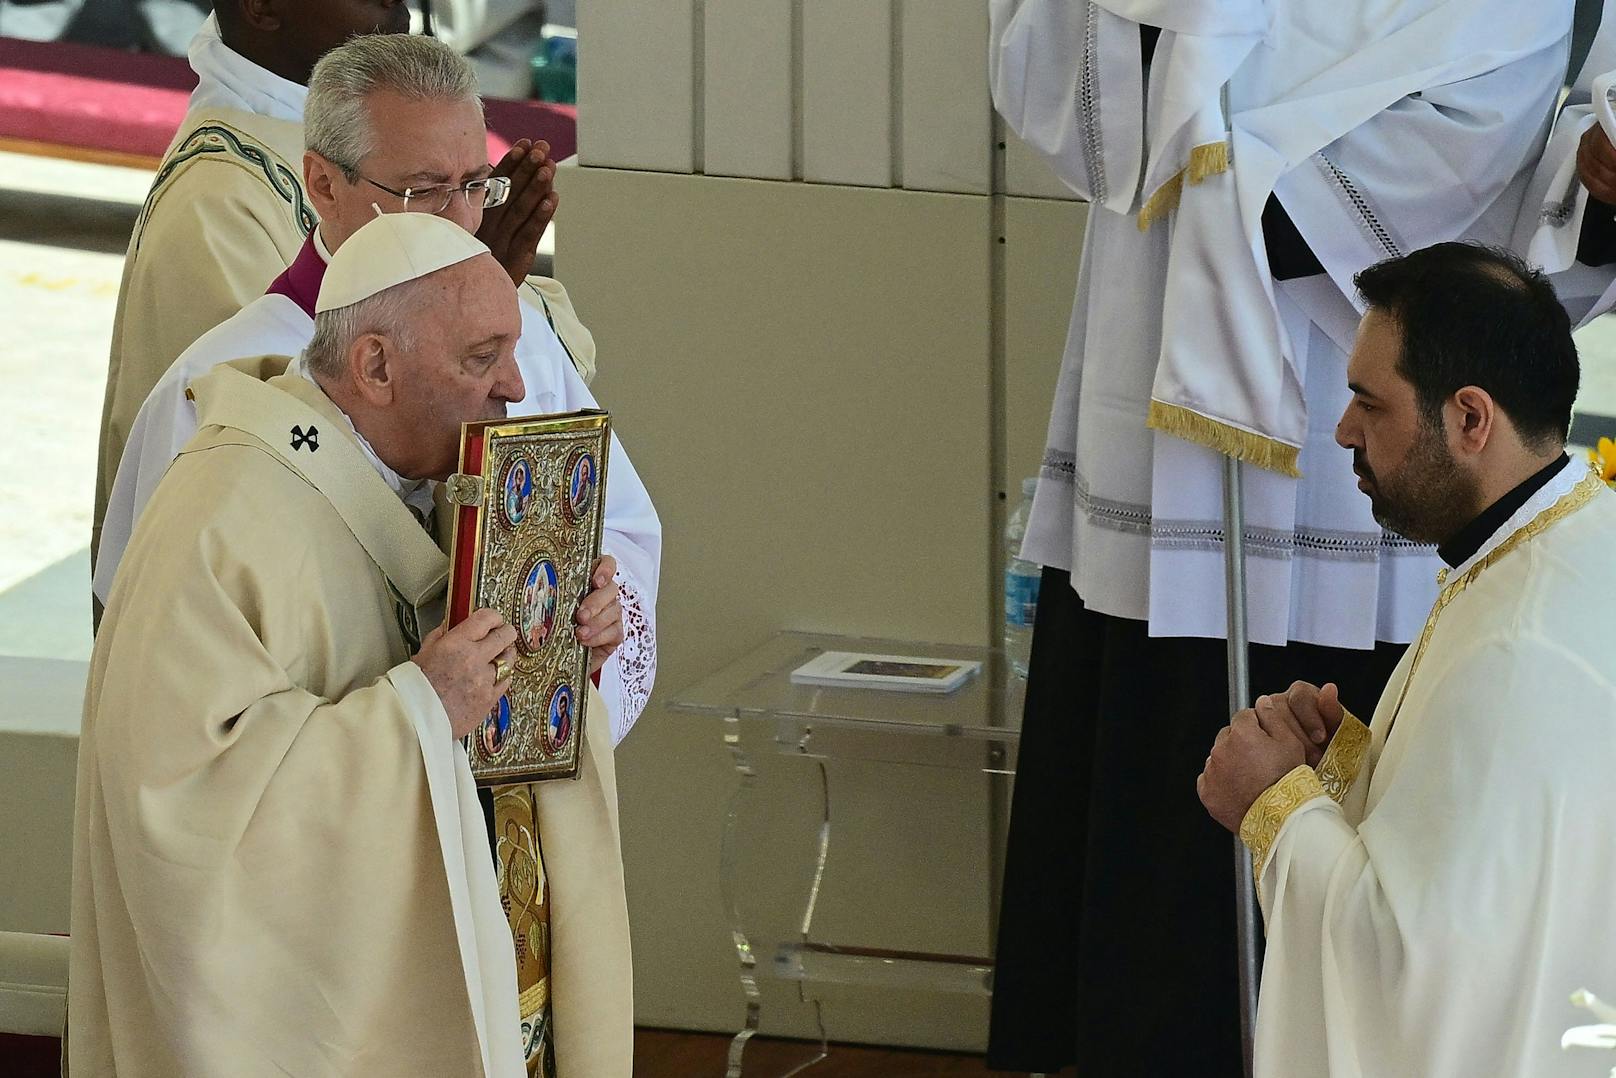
xmin=702 ymin=0 xmax=794 ymax=180
xmin=899 ymin=0 xmax=991 ymax=195
xmin=1003 ymin=127 xmax=1082 ymax=201
xmin=801 ymin=0 xmax=894 ymax=187
xmin=577 ymin=0 xmax=995 ymax=195
xmin=575 ymin=0 xmax=696 ymax=172
xmin=556 ymin=166 xmax=999 ymax=1047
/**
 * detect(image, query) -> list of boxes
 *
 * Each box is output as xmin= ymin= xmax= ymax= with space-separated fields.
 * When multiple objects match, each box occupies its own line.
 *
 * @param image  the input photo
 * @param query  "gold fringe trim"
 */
xmin=1137 ymin=140 xmax=1232 ymax=231
xmin=1187 ymin=139 xmax=1231 ymax=184
xmin=1147 ymin=400 xmax=1302 ymax=477
xmin=1137 ymin=172 xmax=1184 ymax=232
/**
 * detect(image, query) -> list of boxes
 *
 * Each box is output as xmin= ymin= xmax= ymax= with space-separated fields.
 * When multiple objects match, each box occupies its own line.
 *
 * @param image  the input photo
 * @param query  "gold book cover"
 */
xmin=445 ymin=410 xmax=610 ymax=784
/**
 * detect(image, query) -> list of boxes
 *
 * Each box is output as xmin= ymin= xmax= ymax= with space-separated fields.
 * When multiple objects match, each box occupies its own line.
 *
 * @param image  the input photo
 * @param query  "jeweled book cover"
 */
xmin=446 ymin=410 xmax=610 ymax=784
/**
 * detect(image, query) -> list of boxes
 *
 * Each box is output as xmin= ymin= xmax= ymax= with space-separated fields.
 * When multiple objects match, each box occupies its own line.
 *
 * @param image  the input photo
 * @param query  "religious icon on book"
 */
xmin=564 ymin=448 xmax=597 ymax=523
xmin=502 ymin=455 xmax=535 ymax=526
xmin=446 ymin=410 xmax=609 ymax=784
xmin=519 ymin=557 xmax=560 ymax=653
xmin=481 ymin=695 xmax=513 ymax=757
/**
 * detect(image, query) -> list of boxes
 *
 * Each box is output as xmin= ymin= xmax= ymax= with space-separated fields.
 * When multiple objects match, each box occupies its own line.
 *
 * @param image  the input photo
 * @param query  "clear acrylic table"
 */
xmin=671 ymin=632 xmax=1024 ymax=1076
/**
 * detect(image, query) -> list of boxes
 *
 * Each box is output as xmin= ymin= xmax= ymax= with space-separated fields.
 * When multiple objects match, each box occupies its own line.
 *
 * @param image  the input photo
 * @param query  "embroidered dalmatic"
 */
xmin=73 ymin=361 xmax=634 ymax=1077
xmin=1240 ymin=465 xmax=1616 ymax=1077
xmin=990 ymin=0 xmax=1573 ymax=646
xmin=94 ymin=101 xmax=314 ymax=575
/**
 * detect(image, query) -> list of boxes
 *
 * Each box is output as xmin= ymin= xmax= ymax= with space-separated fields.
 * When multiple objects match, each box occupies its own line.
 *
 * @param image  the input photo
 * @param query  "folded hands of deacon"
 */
xmin=1197 ymin=682 xmax=1346 ymax=834
xmin=478 ymin=138 xmax=558 ymax=286
xmin=411 ymin=555 xmax=624 ymax=740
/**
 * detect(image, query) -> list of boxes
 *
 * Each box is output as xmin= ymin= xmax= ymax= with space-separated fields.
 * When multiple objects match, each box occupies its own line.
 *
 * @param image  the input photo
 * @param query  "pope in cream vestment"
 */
xmin=71 ymin=360 xmax=632 ymax=1077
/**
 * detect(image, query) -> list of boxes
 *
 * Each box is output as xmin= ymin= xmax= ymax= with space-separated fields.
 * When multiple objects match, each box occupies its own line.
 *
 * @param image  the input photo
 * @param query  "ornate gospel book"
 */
xmin=445 ymin=410 xmax=610 ymax=784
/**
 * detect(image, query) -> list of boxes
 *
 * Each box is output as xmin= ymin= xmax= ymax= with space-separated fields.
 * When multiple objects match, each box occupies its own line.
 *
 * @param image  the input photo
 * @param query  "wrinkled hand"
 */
xmin=1579 ymin=123 xmax=1616 ymax=206
xmin=477 ymin=139 xmax=557 ymax=286
xmin=1198 ymin=707 xmax=1307 ymax=833
xmin=575 ymin=555 xmax=623 ymax=676
xmin=412 ymin=608 xmax=518 ymax=740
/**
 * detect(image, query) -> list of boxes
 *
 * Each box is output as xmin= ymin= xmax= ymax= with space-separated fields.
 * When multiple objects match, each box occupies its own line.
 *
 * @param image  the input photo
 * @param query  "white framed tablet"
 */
xmin=788 ymin=651 xmax=982 ymax=694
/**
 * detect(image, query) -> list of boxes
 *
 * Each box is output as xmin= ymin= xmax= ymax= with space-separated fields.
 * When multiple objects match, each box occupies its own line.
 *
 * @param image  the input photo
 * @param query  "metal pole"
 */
xmin=1223 ymin=455 xmax=1259 ymax=1078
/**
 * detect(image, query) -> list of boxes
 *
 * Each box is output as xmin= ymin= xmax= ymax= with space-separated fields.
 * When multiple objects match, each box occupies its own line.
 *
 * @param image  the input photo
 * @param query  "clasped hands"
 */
xmin=1197 ymin=681 xmax=1345 ymax=834
xmin=413 ymin=555 xmax=624 ymax=739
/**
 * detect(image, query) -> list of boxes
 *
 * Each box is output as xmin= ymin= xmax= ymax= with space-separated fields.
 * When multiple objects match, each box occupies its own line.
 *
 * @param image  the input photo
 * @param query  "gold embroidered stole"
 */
xmin=1386 ymin=467 xmax=1603 ymax=734
xmin=495 ymin=784 xmax=555 ymax=1078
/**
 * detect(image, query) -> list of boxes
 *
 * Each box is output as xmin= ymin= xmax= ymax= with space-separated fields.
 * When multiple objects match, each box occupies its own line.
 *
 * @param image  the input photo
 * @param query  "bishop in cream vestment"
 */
xmin=71 ymin=359 xmax=632 ymax=1077
xmin=1239 ymin=464 xmax=1616 ymax=1077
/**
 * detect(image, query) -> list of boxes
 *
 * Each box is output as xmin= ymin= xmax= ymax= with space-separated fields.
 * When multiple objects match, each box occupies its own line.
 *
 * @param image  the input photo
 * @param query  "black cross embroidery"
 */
xmin=290 ymin=425 xmax=319 ymax=452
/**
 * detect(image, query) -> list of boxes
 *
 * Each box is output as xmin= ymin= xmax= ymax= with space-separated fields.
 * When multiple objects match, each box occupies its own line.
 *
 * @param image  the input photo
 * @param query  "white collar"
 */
xmin=1450 ymin=456 xmax=1584 ymax=580
xmin=289 ymin=354 xmax=439 ymax=520
xmin=187 ymin=13 xmax=308 ymax=125
xmin=313 ymin=224 xmax=335 ymax=263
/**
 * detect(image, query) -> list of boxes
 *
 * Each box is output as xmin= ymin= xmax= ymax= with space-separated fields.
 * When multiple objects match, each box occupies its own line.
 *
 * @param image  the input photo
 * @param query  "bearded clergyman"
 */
xmin=1199 ymin=243 xmax=1616 ymax=1078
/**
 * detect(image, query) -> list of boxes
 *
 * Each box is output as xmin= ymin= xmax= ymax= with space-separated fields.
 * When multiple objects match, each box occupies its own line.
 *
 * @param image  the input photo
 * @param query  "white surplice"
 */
xmin=1241 ymin=462 xmax=1616 ymax=1077
xmin=991 ymin=0 xmax=1574 ymax=647
xmin=94 ymin=236 xmax=661 ymax=743
xmin=1514 ymin=7 xmax=1616 ymax=325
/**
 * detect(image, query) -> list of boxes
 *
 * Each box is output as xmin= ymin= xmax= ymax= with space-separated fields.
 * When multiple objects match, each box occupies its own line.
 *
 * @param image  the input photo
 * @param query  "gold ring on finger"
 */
xmin=495 ymin=658 xmax=513 ymax=683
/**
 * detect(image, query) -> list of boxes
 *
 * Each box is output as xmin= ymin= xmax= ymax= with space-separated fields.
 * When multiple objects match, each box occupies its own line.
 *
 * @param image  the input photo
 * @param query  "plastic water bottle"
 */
xmin=1004 ymin=477 xmax=1042 ymax=679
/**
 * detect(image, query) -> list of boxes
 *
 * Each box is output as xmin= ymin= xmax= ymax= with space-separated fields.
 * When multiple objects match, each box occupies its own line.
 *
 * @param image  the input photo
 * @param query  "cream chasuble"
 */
xmin=1239 ymin=465 xmax=1616 ymax=1078
xmin=73 ymin=360 xmax=632 ymax=1077
xmin=94 ymin=104 xmax=313 ymax=574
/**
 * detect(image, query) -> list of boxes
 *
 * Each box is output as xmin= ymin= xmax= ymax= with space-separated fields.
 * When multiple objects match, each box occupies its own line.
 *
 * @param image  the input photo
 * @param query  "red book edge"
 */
xmin=446 ymin=427 xmax=487 ymax=630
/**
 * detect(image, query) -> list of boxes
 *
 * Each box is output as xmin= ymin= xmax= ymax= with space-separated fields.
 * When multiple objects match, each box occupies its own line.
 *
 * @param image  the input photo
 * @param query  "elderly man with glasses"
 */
xmin=93 ymin=2 xmax=558 ymax=594
xmin=98 ymin=32 xmax=658 ymax=744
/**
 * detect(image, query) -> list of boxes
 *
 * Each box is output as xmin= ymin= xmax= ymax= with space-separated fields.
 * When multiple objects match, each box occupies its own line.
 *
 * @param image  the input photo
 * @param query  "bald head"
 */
xmin=214 ymin=0 xmax=411 ymax=87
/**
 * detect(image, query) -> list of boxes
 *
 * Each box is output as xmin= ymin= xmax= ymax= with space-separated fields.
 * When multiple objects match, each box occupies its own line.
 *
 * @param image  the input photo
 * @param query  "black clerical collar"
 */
xmin=1436 ymin=453 xmax=1571 ymax=569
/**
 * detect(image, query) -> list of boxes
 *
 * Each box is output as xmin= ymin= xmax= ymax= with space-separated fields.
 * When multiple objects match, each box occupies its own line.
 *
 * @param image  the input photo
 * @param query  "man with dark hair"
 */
xmin=1197 ymin=242 xmax=1616 ymax=1078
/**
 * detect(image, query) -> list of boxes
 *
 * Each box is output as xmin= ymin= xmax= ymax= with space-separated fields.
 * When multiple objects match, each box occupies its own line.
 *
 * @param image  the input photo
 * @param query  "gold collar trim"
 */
xmin=1389 ymin=466 xmax=1603 ymax=732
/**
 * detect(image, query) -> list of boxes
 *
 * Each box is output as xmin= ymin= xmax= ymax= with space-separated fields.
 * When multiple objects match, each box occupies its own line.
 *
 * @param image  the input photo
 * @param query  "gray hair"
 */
xmin=305 ymin=34 xmax=483 ymax=177
xmin=304 ymin=279 xmax=424 ymax=381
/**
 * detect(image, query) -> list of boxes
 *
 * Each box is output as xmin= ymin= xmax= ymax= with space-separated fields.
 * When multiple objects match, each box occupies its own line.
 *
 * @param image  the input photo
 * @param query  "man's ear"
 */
xmin=349 ymin=333 xmax=397 ymax=407
xmin=303 ymin=152 xmax=344 ymax=220
xmin=303 ymin=152 xmax=339 ymax=216
xmin=236 ymin=0 xmax=282 ymax=33
xmin=1448 ymin=386 xmax=1496 ymax=459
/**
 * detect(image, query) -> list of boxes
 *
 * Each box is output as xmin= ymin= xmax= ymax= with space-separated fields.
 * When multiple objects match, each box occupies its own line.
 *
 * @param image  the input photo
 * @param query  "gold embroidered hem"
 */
xmin=495 ymin=783 xmax=556 ymax=1078
xmin=1316 ymin=710 xmax=1369 ymax=803
xmin=1147 ymin=400 xmax=1303 ymax=477
xmin=1239 ymin=765 xmax=1328 ymax=885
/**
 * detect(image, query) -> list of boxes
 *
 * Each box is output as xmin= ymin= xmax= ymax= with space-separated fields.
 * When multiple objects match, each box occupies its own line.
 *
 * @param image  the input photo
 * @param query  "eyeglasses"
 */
xmin=357 ymin=174 xmax=512 ymax=214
